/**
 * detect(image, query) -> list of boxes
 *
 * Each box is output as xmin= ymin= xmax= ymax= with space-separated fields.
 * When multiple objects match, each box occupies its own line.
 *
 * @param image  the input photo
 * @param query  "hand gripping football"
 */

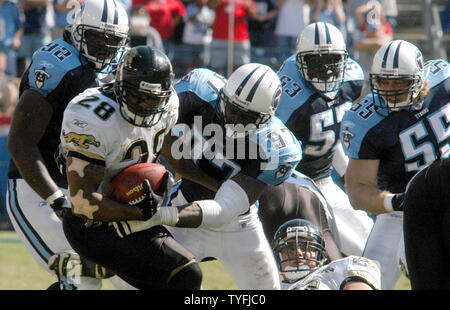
xmin=106 ymin=162 xmax=167 ymax=205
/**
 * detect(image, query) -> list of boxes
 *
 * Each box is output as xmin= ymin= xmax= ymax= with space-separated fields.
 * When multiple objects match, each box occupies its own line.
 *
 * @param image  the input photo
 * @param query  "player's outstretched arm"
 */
xmin=113 ymin=173 xmax=268 ymax=237
xmin=66 ymin=156 xmax=148 ymax=222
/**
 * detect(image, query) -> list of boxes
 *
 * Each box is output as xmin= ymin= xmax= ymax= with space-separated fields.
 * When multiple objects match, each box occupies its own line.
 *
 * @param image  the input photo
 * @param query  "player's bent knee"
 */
xmin=167 ymin=260 xmax=202 ymax=290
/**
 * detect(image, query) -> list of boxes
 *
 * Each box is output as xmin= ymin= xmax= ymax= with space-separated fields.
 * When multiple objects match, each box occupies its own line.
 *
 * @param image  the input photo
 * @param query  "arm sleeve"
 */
xmin=196 ymin=179 xmax=250 ymax=228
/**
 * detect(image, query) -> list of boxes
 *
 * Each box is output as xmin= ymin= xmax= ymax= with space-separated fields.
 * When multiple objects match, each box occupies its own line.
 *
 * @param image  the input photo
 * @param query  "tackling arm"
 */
xmin=115 ymin=173 xmax=268 ymax=237
xmin=174 ymin=173 xmax=267 ymax=228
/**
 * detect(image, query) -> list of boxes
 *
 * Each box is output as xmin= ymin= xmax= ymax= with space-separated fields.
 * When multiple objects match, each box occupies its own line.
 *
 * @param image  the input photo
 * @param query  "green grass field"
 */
xmin=0 ymin=230 xmax=410 ymax=290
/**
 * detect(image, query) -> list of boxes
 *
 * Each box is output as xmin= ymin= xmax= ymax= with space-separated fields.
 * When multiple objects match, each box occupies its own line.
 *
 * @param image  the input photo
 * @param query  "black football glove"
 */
xmin=135 ymin=179 xmax=163 ymax=220
xmin=392 ymin=193 xmax=405 ymax=211
xmin=50 ymin=195 xmax=70 ymax=219
xmin=113 ymin=172 xmax=175 ymax=237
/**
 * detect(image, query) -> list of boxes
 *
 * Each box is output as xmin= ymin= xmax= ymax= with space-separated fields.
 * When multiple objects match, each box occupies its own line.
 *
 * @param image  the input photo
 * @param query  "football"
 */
xmin=106 ymin=162 xmax=167 ymax=205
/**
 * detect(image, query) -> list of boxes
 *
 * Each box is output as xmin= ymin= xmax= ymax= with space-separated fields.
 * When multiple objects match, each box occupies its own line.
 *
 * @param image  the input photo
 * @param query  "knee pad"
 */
xmin=167 ymin=261 xmax=202 ymax=290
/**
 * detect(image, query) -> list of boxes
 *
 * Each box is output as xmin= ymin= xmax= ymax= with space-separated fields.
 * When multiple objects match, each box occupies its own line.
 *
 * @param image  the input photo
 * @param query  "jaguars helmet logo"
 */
xmin=63 ymin=130 xmax=100 ymax=149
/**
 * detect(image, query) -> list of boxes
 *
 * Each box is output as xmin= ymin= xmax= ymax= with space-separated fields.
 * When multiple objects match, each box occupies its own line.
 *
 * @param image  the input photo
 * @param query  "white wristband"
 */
xmin=383 ymin=194 xmax=395 ymax=213
xmin=159 ymin=206 xmax=179 ymax=226
xmin=46 ymin=189 xmax=64 ymax=205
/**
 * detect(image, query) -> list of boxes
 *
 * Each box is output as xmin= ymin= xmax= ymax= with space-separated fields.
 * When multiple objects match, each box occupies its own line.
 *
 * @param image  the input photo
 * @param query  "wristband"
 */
xmin=383 ymin=193 xmax=395 ymax=213
xmin=46 ymin=189 xmax=65 ymax=205
xmin=159 ymin=206 xmax=179 ymax=226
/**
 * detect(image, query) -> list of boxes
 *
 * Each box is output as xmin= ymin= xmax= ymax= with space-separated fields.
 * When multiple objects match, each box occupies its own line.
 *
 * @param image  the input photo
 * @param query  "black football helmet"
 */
xmin=114 ymin=46 xmax=174 ymax=127
xmin=272 ymin=219 xmax=329 ymax=283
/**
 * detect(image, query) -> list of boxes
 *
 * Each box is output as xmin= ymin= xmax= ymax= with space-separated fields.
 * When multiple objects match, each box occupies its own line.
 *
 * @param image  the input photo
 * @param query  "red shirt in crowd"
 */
xmin=361 ymin=21 xmax=393 ymax=37
xmin=132 ymin=0 xmax=186 ymax=40
xmin=211 ymin=0 xmax=256 ymax=42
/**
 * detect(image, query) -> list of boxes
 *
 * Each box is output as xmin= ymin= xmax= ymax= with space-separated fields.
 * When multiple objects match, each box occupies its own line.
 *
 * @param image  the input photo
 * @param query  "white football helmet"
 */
xmin=71 ymin=0 xmax=129 ymax=71
xmin=219 ymin=63 xmax=282 ymax=138
xmin=296 ymin=22 xmax=348 ymax=93
xmin=370 ymin=40 xmax=424 ymax=111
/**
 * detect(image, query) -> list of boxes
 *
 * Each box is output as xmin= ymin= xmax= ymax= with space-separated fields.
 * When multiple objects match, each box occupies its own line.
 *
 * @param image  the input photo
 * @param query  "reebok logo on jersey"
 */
xmin=63 ymin=130 xmax=100 ymax=149
xmin=35 ymin=67 xmax=51 ymax=89
xmin=72 ymin=119 xmax=88 ymax=128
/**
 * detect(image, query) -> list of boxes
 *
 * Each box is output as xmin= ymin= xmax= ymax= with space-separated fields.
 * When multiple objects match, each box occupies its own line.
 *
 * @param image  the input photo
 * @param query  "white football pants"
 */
xmin=315 ymin=176 xmax=374 ymax=257
xmin=165 ymin=189 xmax=281 ymax=290
xmin=363 ymin=212 xmax=406 ymax=290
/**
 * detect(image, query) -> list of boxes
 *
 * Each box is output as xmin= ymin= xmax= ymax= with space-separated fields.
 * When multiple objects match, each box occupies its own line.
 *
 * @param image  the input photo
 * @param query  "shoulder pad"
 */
xmin=27 ymin=39 xmax=84 ymax=96
xmin=255 ymin=118 xmax=302 ymax=185
xmin=340 ymin=95 xmax=384 ymax=158
xmin=344 ymin=58 xmax=365 ymax=82
xmin=423 ymin=59 xmax=450 ymax=89
xmin=175 ymin=68 xmax=226 ymax=101
xmin=276 ymin=58 xmax=316 ymax=123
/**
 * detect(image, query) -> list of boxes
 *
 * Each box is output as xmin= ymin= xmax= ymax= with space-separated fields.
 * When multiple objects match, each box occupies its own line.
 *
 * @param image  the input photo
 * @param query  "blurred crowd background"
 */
xmin=0 ymin=0 xmax=449 ymax=228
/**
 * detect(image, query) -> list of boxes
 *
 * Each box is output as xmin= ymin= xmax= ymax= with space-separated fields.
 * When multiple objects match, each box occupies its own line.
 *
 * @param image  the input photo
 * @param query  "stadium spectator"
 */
xmin=17 ymin=0 xmax=53 ymax=76
xmin=0 ymin=0 xmax=23 ymax=78
xmin=314 ymin=0 xmax=346 ymax=40
xmin=352 ymin=0 xmax=393 ymax=96
xmin=51 ymin=0 xmax=82 ymax=41
xmin=207 ymin=0 xmax=258 ymax=76
xmin=274 ymin=0 xmax=319 ymax=59
xmin=178 ymin=0 xmax=215 ymax=75
xmin=379 ymin=0 xmax=397 ymax=29
xmin=441 ymin=0 xmax=450 ymax=32
xmin=248 ymin=0 xmax=278 ymax=48
xmin=132 ymin=0 xmax=186 ymax=58
xmin=129 ymin=5 xmax=165 ymax=52
xmin=0 ymin=52 xmax=19 ymax=115
xmin=0 ymin=51 xmax=16 ymax=229
xmin=343 ymin=0 xmax=369 ymax=58
xmin=341 ymin=40 xmax=449 ymax=289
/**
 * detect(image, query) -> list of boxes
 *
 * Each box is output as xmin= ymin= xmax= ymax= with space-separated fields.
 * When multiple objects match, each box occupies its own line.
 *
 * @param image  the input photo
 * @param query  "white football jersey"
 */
xmin=281 ymin=256 xmax=381 ymax=290
xmin=61 ymin=86 xmax=179 ymax=193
